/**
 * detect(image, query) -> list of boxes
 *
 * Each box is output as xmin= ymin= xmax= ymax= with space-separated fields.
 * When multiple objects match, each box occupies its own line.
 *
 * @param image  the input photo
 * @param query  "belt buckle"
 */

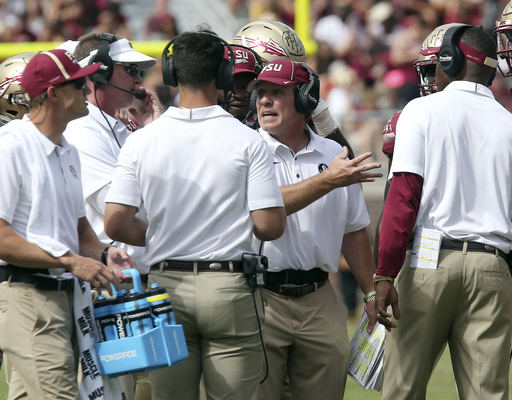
xmin=209 ymin=262 xmax=222 ymax=271
xmin=279 ymin=283 xmax=303 ymax=297
xmin=484 ymin=244 xmax=495 ymax=252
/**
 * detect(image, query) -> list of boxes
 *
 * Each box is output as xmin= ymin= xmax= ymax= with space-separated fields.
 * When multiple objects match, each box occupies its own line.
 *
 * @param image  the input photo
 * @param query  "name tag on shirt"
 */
xmin=409 ymin=225 xmax=442 ymax=269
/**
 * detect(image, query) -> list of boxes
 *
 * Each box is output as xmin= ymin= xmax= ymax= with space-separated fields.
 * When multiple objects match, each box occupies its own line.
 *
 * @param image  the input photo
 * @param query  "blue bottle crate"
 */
xmin=93 ymin=269 xmax=188 ymax=378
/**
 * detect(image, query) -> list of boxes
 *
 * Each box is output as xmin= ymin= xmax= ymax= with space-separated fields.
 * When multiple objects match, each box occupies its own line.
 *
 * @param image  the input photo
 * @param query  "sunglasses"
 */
xmin=56 ymin=77 xmax=87 ymax=90
xmin=115 ymin=63 xmax=141 ymax=78
xmin=39 ymin=77 xmax=87 ymax=105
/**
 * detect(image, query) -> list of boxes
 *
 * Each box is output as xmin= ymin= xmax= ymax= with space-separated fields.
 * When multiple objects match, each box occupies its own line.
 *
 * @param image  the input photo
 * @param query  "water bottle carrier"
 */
xmin=94 ymin=269 xmax=188 ymax=378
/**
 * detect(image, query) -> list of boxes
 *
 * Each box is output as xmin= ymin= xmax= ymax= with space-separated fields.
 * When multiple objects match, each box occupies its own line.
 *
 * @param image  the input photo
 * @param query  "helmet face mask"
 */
xmin=0 ymin=52 xmax=36 ymax=126
xmin=415 ymin=62 xmax=437 ymax=96
xmin=233 ymin=20 xmax=306 ymax=65
xmin=495 ymin=2 xmax=512 ymax=78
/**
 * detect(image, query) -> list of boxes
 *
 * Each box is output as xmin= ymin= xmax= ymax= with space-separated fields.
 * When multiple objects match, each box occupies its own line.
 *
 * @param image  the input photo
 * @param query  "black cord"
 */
xmin=252 ymin=290 xmax=269 ymax=384
xmin=94 ymin=88 xmax=121 ymax=149
xmin=254 ymin=239 xmax=269 ymax=383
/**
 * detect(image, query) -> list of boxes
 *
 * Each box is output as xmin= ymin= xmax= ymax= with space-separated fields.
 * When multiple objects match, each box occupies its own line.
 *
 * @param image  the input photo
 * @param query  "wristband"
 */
xmin=373 ymin=274 xmax=395 ymax=285
xmin=101 ymin=245 xmax=115 ymax=265
xmin=363 ymin=291 xmax=376 ymax=303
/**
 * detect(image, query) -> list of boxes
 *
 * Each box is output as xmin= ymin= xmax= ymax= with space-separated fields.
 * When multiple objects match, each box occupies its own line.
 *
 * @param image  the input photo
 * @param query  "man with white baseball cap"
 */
xmin=0 ymin=48 xmax=134 ymax=400
xmin=249 ymin=59 xmax=379 ymax=400
xmin=64 ymin=33 xmax=163 ymax=400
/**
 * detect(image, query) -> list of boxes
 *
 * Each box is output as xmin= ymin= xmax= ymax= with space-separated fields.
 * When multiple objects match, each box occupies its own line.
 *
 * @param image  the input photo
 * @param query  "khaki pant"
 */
xmin=149 ymin=270 xmax=264 ymax=400
xmin=0 ymin=281 xmax=79 ymax=400
xmin=259 ymin=281 xmax=350 ymax=400
xmin=382 ymin=249 xmax=512 ymax=400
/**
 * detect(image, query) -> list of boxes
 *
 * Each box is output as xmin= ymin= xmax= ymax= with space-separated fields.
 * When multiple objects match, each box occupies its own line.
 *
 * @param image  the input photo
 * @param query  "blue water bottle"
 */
xmin=125 ymin=289 xmax=154 ymax=336
xmin=93 ymin=295 xmax=116 ymax=342
xmin=110 ymin=289 xmax=130 ymax=339
xmin=146 ymin=283 xmax=176 ymax=327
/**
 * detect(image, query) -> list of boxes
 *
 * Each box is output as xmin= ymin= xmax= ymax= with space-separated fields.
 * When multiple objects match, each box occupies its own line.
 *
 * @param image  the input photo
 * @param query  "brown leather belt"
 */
xmin=150 ymin=260 xmax=244 ymax=272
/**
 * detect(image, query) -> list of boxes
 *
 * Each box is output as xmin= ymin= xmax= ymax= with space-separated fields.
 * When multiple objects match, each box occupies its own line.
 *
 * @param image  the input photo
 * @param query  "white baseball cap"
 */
xmin=79 ymin=38 xmax=156 ymax=70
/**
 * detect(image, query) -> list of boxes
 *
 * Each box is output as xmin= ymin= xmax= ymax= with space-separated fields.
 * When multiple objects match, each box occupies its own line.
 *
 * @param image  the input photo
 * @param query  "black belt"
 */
xmin=0 ymin=265 xmax=73 ymax=292
xmin=264 ymin=279 xmax=328 ymax=298
xmin=150 ymin=260 xmax=244 ymax=272
xmin=408 ymin=239 xmax=508 ymax=260
xmin=266 ymin=268 xmax=329 ymax=285
xmin=263 ymin=268 xmax=329 ymax=298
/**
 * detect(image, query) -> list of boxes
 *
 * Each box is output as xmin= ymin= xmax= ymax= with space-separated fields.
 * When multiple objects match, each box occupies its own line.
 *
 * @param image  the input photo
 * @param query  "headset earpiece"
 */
xmin=249 ymin=89 xmax=257 ymax=115
xmin=438 ymin=25 xmax=470 ymax=76
xmin=89 ymin=33 xmax=115 ymax=87
xmin=162 ymin=36 xmax=178 ymax=87
xmin=294 ymin=65 xmax=320 ymax=115
xmin=162 ymin=33 xmax=235 ymax=92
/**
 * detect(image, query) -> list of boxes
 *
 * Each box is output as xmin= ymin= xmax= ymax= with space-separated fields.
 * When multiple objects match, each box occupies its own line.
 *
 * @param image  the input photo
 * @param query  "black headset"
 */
xmin=89 ymin=33 xmax=115 ymax=87
xmin=161 ymin=32 xmax=235 ymax=92
xmin=295 ymin=64 xmax=320 ymax=115
xmin=249 ymin=62 xmax=320 ymax=116
xmin=438 ymin=25 xmax=470 ymax=76
xmin=438 ymin=24 xmax=497 ymax=86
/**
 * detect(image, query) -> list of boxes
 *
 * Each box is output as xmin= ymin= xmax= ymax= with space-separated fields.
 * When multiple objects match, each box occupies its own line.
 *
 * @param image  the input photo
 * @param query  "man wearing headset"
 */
xmin=103 ymin=29 xmax=286 ymax=400
xmin=249 ymin=59 xmax=378 ymax=400
xmin=375 ymin=25 xmax=512 ymax=399
xmin=62 ymin=33 xmax=162 ymax=400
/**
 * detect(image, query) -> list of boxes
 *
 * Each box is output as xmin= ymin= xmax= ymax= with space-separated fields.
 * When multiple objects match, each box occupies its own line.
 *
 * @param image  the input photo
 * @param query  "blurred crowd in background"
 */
xmin=1 ymin=0 xmax=512 ymax=162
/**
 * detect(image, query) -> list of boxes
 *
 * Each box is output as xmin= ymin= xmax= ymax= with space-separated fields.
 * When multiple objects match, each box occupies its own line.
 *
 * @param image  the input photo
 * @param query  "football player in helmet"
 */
xmin=374 ymin=23 xmax=465 ymax=265
xmin=233 ymin=20 xmax=355 ymax=158
xmin=494 ymin=1 xmax=512 ymax=78
xmin=0 ymin=52 xmax=36 ymax=126
xmin=233 ymin=20 xmax=306 ymax=65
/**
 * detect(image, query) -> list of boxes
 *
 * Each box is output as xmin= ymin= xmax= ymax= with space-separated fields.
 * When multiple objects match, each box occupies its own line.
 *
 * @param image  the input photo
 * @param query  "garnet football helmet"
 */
xmin=233 ymin=20 xmax=306 ymax=65
xmin=0 ymin=52 xmax=36 ymax=126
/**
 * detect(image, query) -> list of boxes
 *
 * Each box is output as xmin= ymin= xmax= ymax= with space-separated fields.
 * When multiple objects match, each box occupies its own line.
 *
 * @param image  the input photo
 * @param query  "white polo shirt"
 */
xmin=65 ymin=103 xmax=148 ymax=272
xmin=0 ymin=120 xmax=85 ymax=263
xmin=392 ymin=80 xmax=512 ymax=251
xmin=257 ymin=127 xmax=370 ymax=273
xmin=106 ymin=105 xmax=284 ymax=266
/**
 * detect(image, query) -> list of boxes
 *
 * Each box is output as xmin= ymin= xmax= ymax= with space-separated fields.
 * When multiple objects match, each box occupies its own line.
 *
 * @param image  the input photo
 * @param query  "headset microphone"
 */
xmin=93 ymin=75 xmax=147 ymax=100
xmin=109 ymin=84 xmax=147 ymax=100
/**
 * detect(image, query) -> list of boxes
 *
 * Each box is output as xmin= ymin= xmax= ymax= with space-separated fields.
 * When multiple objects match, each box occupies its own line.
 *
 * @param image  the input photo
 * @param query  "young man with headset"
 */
xmin=375 ymin=25 xmax=512 ymax=399
xmin=103 ymin=28 xmax=287 ymax=400
xmin=248 ymin=59 xmax=378 ymax=400
xmin=63 ymin=32 xmax=162 ymax=400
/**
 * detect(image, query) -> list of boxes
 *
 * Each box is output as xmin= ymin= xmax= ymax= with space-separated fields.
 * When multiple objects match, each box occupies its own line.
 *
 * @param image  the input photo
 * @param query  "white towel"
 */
xmin=69 ymin=276 xmax=125 ymax=400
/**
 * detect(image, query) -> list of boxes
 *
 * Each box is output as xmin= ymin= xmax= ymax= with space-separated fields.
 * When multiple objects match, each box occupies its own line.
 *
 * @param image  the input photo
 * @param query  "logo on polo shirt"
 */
xmin=70 ymin=165 xmax=77 ymax=178
xmin=318 ymin=163 xmax=328 ymax=173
